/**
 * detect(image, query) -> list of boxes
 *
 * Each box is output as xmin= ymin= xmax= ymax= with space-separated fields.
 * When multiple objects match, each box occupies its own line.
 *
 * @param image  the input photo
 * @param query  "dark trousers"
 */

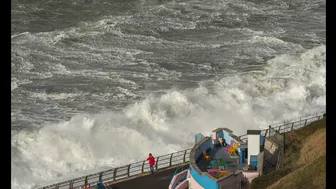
xmin=220 ymin=142 xmax=227 ymax=147
xmin=150 ymin=165 xmax=154 ymax=173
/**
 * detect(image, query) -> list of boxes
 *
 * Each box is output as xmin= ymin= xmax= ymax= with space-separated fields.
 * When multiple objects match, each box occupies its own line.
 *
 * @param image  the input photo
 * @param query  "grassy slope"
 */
xmin=250 ymin=118 xmax=326 ymax=189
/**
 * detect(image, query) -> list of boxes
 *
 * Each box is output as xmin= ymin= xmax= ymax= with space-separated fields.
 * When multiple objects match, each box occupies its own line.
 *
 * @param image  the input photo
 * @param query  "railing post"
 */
xmin=142 ymin=160 xmax=146 ymax=173
xmin=69 ymin=180 xmax=73 ymax=189
xmin=155 ymin=157 xmax=159 ymax=170
xmin=283 ymin=131 xmax=286 ymax=156
xmin=304 ymin=119 xmax=307 ymax=126
xmin=183 ymin=150 xmax=187 ymax=162
xmin=278 ymin=125 xmax=281 ymax=132
xmin=113 ymin=168 xmax=118 ymax=181
xmin=99 ymin=172 xmax=103 ymax=183
xmin=169 ymin=153 xmax=174 ymax=166
xmin=84 ymin=176 xmax=88 ymax=188
xmin=264 ymin=129 xmax=268 ymax=138
xmin=269 ymin=125 xmax=271 ymax=137
xmin=287 ymin=123 xmax=290 ymax=132
xmin=291 ymin=123 xmax=294 ymax=130
xmin=284 ymin=120 xmax=287 ymax=132
xmin=127 ymin=164 xmax=131 ymax=177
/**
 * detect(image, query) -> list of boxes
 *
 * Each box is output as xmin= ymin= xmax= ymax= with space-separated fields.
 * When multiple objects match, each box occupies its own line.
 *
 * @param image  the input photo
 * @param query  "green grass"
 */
xmin=249 ymin=167 xmax=295 ymax=189
xmin=269 ymin=155 xmax=326 ymax=189
xmin=283 ymin=118 xmax=325 ymax=169
xmin=250 ymin=118 xmax=326 ymax=189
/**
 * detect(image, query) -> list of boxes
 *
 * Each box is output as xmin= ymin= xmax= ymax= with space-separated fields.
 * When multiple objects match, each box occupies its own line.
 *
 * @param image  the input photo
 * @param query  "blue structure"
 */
xmin=250 ymin=155 xmax=258 ymax=167
xmin=187 ymin=127 xmax=263 ymax=189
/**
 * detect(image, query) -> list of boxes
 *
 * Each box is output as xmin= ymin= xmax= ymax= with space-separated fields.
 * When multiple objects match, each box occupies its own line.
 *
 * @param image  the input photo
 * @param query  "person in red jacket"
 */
xmin=147 ymin=153 xmax=155 ymax=174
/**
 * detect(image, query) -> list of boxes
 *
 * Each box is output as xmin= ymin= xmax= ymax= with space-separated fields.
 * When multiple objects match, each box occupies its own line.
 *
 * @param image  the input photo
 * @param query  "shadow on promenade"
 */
xmin=106 ymin=164 xmax=189 ymax=189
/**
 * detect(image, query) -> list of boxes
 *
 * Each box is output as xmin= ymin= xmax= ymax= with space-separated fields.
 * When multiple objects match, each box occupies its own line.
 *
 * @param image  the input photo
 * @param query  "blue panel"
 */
xmin=240 ymin=150 xmax=244 ymax=163
xmin=223 ymin=133 xmax=234 ymax=147
xmin=250 ymin=155 xmax=258 ymax=161
xmin=195 ymin=133 xmax=205 ymax=144
xmin=195 ymin=138 xmax=212 ymax=160
xmin=217 ymin=131 xmax=224 ymax=139
xmin=250 ymin=161 xmax=258 ymax=167
xmin=260 ymin=136 xmax=265 ymax=145
xmin=213 ymin=131 xmax=224 ymax=146
xmin=250 ymin=155 xmax=258 ymax=166
xmin=222 ymin=130 xmax=227 ymax=141
xmin=190 ymin=167 xmax=217 ymax=189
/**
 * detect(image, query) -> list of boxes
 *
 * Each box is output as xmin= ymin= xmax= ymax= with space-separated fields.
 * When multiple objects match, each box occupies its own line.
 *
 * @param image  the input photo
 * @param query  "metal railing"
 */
xmin=260 ymin=113 xmax=325 ymax=174
xmin=239 ymin=113 xmax=325 ymax=141
xmin=36 ymin=113 xmax=325 ymax=189
xmin=36 ymin=149 xmax=191 ymax=189
xmin=275 ymin=113 xmax=325 ymax=171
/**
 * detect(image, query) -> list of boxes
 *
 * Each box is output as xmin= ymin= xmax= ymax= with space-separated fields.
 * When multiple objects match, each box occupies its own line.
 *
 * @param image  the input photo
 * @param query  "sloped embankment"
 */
xmin=251 ymin=118 xmax=326 ymax=189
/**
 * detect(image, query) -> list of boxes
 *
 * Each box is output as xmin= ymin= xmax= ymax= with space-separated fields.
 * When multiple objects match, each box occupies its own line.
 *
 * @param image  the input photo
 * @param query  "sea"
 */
xmin=11 ymin=0 xmax=325 ymax=188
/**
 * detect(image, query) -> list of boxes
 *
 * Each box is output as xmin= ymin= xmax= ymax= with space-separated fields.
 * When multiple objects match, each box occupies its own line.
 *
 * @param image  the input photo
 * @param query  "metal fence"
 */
xmin=260 ymin=113 xmax=325 ymax=173
xmin=36 ymin=113 xmax=325 ymax=189
xmin=239 ymin=113 xmax=325 ymax=142
xmin=275 ymin=113 xmax=325 ymax=171
xmin=36 ymin=149 xmax=191 ymax=189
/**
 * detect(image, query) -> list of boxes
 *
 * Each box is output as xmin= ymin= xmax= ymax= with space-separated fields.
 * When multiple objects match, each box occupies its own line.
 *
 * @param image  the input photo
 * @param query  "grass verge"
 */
xmin=250 ymin=117 xmax=326 ymax=189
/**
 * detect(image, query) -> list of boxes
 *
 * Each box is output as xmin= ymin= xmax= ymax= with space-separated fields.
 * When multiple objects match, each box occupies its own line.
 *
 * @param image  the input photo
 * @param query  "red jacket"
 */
xmin=147 ymin=155 xmax=155 ymax=166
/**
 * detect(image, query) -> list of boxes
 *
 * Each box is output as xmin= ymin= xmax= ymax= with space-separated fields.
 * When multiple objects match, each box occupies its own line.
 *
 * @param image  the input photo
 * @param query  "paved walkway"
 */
xmin=101 ymin=147 xmax=244 ymax=189
xmin=106 ymin=164 xmax=189 ymax=189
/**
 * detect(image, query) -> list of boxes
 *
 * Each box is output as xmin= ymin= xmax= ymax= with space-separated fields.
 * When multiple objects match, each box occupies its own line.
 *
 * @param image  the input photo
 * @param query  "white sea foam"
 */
xmin=11 ymin=82 xmax=18 ymax=91
xmin=11 ymin=0 xmax=326 ymax=188
xmin=30 ymin=92 xmax=81 ymax=101
xmin=11 ymin=45 xmax=325 ymax=189
xmin=115 ymin=87 xmax=138 ymax=98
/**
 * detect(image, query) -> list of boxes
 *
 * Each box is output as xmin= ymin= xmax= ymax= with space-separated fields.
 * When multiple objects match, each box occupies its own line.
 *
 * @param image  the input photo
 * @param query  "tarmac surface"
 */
xmin=106 ymin=164 xmax=189 ymax=189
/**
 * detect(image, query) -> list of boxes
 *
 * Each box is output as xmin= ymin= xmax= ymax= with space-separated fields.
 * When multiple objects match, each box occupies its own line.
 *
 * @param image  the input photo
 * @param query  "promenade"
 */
xmin=106 ymin=164 xmax=189 ymax=189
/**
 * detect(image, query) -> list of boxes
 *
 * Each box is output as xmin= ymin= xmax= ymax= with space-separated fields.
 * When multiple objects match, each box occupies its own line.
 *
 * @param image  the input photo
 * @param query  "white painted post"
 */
xmin=247 ymin=130 xmax=261 ymax=165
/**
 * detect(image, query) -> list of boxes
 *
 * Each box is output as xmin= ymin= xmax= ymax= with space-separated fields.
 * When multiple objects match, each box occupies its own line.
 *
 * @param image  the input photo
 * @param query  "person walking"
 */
xmin=147 ymin=153 xmax=155 ymax=174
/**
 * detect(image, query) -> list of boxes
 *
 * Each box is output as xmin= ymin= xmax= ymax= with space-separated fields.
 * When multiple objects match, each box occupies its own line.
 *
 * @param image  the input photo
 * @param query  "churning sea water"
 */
xmin=11 ymin=0 xmax=325 ymax=188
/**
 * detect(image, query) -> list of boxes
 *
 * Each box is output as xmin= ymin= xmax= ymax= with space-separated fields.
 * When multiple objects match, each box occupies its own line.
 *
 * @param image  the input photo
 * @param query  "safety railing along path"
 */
xmin=36 ymin=149 xmax=191 ymax=189
xmin=238 ymin=113 xmax=325 ymax=142
xmin=36 ymin=112 xmax=325 ymax=189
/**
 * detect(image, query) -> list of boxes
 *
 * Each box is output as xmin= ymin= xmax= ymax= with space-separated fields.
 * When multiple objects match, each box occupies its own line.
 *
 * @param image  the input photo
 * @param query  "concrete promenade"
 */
xmin=105 ymin=164 xmax=189 ymax=189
